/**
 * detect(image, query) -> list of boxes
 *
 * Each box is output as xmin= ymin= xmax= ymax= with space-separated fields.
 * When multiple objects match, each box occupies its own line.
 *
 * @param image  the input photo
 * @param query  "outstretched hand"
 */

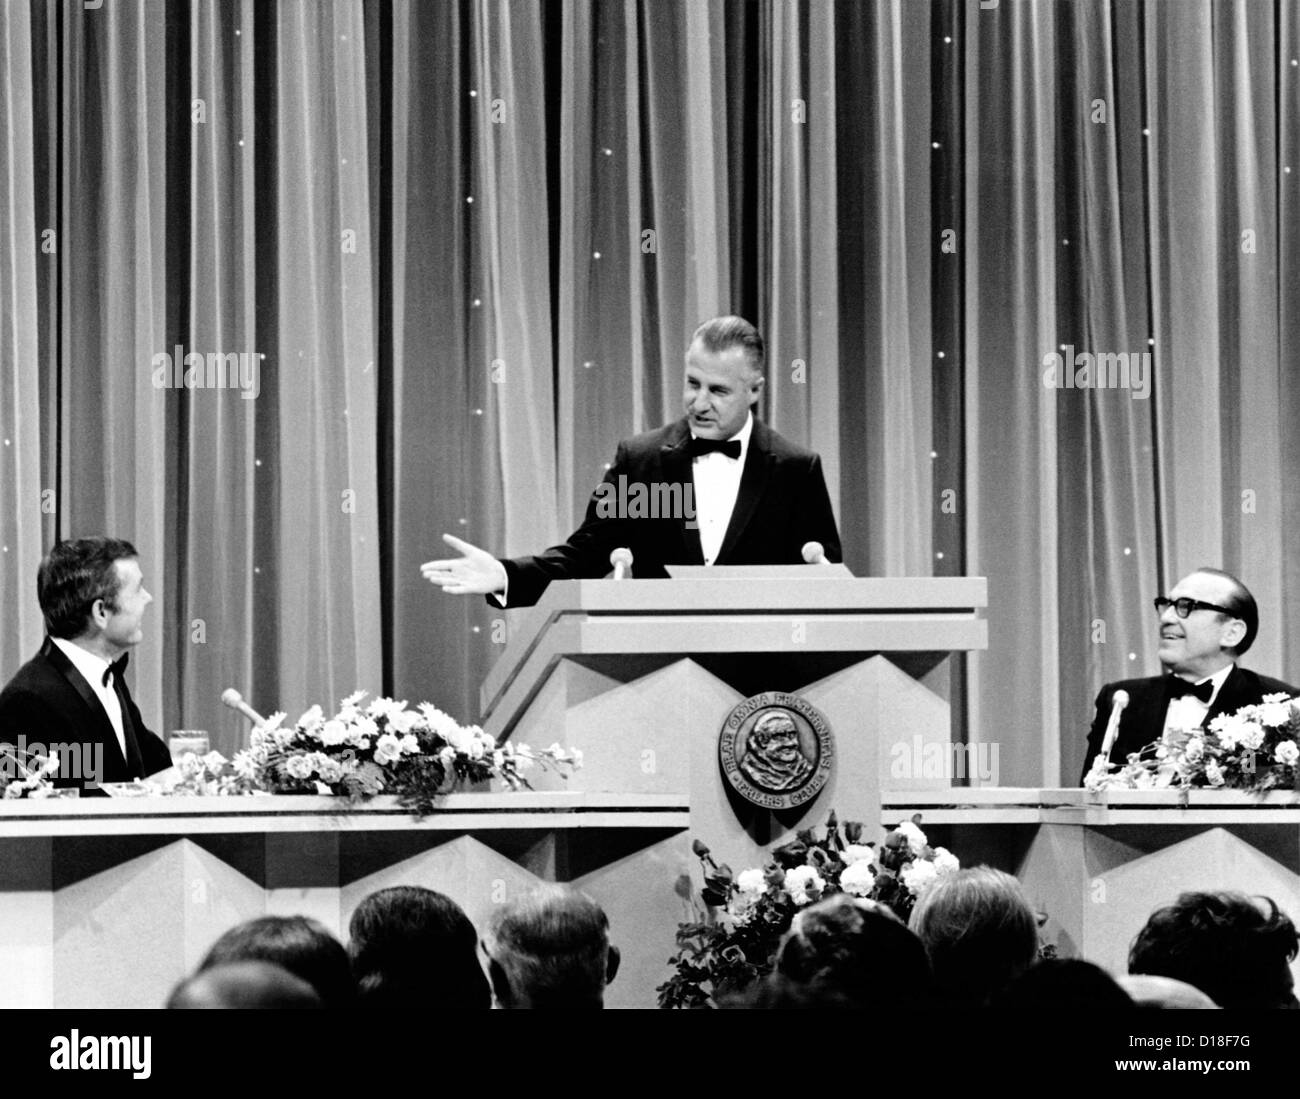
xmin=420 ymin=533 xmax=508 ymax=596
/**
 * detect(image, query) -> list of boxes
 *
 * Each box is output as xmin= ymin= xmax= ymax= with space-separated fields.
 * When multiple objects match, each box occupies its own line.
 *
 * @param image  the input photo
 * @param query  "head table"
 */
xmin=0 ymin=787 xmax=1296 ymax=1007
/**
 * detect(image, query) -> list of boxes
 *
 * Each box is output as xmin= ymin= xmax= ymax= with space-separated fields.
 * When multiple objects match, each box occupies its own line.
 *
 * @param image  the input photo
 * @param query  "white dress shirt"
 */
xmin=51 ymin=637 xmax=128 ymax=760
xmin=691 ymin=412 xmax=753 ymax=566
xmin=1162 ymin=663 xmax=1234 ymax=738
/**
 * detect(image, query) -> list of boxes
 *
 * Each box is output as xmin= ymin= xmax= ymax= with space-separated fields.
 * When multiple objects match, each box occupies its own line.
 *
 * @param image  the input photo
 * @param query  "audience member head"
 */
xmin=37 ymin=536 xmax=151 ymax=657
xmin=991 ymin=959 xmax=1133 ymax=1010
xmin=1116 ymin=974 xmax=1220 ymax=1010
xmin=348 ymin=885 xmax=489 ymax=1009
xmin=908 ymin=866 xmax=1041 ymax=1006
xmin=1128 ymin=891 xmax=1299 ymax=1009
xmin=199 ymin=915 xmax=355 ymax=1007
xmin=481 ymin=885 xmax=619 ymax=1009
xmin=167 ymin=960 xmax=322 ymax=1008
xmin=774 ymin=895 xmax=933 ymax=1008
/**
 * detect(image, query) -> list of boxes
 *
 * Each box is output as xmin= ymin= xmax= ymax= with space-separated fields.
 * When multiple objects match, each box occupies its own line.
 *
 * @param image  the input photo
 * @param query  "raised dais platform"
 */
xmin=0 ymin=793 xmax=691 ymax=1009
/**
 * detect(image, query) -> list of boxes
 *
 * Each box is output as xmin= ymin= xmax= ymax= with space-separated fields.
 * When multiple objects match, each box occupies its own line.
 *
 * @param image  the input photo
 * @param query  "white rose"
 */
xmin=841 ymin=844 xmax=876 ymax=866
xmin=840 ymin=861 xmax=877 ymax=897
xmin=932 ymin=846 xmax=960 ymax=875
xmin=285 ymin=755 xmax=313 ymax=780
xmin=388 ymin=709 xmax=420 ymax=735
xmin=468 ymin=738 xmax=486 ymax=760
xmin=784 ymin=866 xmax=825 ymax=906
xmin=895 ymin=820 xmax=928 ymax=853
xmin=374 ymin=734 xmax=402 ymax=765
xmin=736 ymin=868 xmax=767 ymax=897
xmin=438 ymin=746 xmax=457 ymax=769
xmin=900 ymin=859 xmax=939 ymax=896
xmin=1274 ymin=741 xmax=1300 ymax=767
xmin=1204 ymin=759 xmax=1226 ymax=787
xmin=1237 ymin=721 xmax=1266 ymax=752
xmin=1185 ymin=737 xmax=1204 ymax=763
xmin=399 ymin=733 xmax=420 ymax=755
xmin=318 ymin=720 xmax=348 ymax=747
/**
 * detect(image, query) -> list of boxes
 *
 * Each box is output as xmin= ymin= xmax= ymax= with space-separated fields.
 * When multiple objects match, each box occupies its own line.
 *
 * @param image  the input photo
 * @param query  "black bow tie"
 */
xmin=102 ymin=656 xmax=128 ymax=688
xmin=689 ymin=436 xmax=741 ymax=460
xmin=1167 ymin=677 xmax=1214 ymax=704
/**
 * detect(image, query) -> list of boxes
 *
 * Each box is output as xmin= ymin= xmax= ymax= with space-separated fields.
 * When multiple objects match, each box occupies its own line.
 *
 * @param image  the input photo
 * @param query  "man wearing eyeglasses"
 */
xmin=1080 ymin=568 xmax=1298 ymax=781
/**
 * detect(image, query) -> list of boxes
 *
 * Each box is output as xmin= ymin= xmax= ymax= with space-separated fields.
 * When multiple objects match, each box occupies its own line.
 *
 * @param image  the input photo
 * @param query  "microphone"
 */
xmin=609 ymin=547 xmax=633 ymax=581
xmin=221 ymin=688 xmax=266 ymax=727
xmin=801 ymin=541 xmax=828 ymax=565
xmin=1097 ymin=689 xmax=1129 ymax=764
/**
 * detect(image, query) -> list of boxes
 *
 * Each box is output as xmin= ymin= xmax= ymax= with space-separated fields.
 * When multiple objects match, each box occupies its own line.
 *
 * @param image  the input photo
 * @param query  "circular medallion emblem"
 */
xmin=718 ymin=692 xmax=833 ymax=809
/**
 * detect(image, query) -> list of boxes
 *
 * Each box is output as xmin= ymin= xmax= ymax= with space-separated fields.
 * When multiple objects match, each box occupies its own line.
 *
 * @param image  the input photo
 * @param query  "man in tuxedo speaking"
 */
xmin=422 ymin=316 xmax=842 ymax=607
xmin=1080 ymin=567 xmax=1298 ymax=782
xmin=0 ymin=536 xmax=173 ymax=792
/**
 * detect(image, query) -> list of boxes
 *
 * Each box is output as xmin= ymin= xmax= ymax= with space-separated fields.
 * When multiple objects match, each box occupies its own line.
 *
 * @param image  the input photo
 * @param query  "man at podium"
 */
xmin=1080 ymin=567 xmax=1298 ymax=781
xmin=422 ymin=316 xmax=842 ymax=608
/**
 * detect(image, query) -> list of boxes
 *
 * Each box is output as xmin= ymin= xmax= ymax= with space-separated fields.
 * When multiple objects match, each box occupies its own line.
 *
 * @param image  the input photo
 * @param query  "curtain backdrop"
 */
xmin=0 ymin=0 xmax=1297 ymax=784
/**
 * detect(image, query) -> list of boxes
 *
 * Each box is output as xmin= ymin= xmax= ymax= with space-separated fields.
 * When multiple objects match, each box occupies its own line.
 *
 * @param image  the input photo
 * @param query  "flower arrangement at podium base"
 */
xmin=657 ymin=812 xmax=959 ymax=1009
xmin=169 ymin=691 xmax=579 ymax=814
xmin=1084 ymin=694 xmax=1300 ymax=794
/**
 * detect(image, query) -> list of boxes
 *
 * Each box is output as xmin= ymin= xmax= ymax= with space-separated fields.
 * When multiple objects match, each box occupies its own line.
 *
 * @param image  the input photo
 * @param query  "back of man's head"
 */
xmin=348 ymin=885 xmax=490 ymax=1009
xmin=776 ymin=895 xmax=933 ymax=1008
xmin=1128 ymin=891 xmax=1299 ymax=1009
xmin=199 ymin=915 xmax=355 ymax=1007
xmin=167 ymin=960 xmax=322 ymax=1009
xmin=908 ymin=866 xmax=1041 ymax=1006
xmin=482 ymin=885 xmax=619 ymax=1008
xmin=37 ymin=536 xmax=139 ymax=639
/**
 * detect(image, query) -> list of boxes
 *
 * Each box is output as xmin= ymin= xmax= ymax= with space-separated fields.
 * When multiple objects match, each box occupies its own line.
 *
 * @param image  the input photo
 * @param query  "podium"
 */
xmin=482 ymin=573 xmax=988 ymax=861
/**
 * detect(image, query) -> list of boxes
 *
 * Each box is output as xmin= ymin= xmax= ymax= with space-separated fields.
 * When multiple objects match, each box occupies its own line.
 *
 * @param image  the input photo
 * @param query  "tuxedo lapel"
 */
xmin=41 ymin=639 xmax=130 ymax=774
xmin=1123 ymin=680 xmax=1171 ymax=749
xmin=660 ymin=420 xmax=704 ymax=565
xmin=1202 ymin=665 xmax=1249 ymax=727
xmin=716 ymin=419 xmax=773 ymax=564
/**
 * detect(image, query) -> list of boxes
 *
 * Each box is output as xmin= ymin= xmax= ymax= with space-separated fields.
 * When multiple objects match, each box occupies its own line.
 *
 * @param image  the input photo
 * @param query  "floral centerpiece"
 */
xmin=0 ymin=745 xmax=62 ymax=800
xmin=1084 ymin=694 xmax=1300 ymax=794
xmin=169 ymin=691 xmax=581 ymax=815
xmin=657 ymin=811 xmax=959 ymax=1009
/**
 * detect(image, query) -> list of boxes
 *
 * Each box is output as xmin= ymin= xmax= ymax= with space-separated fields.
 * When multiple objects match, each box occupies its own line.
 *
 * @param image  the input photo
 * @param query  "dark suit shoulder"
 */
xmin=1235 ymin=668 xmax=1299 ymax=697
xmin=1094 ymin=675 xmax=1164 ymax=702
xmin=617 ymin=421 xmax=689 ymax=458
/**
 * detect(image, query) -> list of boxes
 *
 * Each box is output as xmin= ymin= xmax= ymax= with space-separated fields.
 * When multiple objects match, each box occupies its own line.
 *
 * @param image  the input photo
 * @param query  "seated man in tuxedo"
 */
xmin=421 ymin=315 xmax=842 ymax=607
xmin=0 ymin=536 xmax=173 ymax=792
xmin=1080 ymin=567 xmax=1298 ymax=781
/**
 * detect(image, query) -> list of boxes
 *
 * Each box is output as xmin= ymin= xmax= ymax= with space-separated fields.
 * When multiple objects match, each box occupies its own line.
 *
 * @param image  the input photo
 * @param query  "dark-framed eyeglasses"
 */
xmin=1153 ymin=596 xmax=1234 ymax=619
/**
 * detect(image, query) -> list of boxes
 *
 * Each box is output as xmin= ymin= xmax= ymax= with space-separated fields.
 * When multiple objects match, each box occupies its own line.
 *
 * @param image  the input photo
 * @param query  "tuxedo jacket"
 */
xmin=500 ymin=417 xmax=843 ymax=608
xmin=0 ymin=639 xmax=172 ymax=791
xmin=1080 ymin=665 xmax=1300 ymax=782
